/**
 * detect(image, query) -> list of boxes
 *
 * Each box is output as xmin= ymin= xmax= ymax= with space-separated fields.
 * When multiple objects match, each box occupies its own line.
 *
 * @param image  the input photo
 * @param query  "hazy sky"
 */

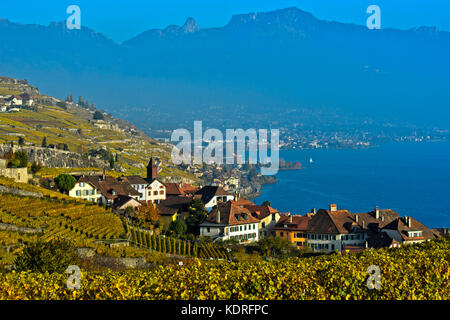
xmin=1 ymin=0 xmax=449 ymax=42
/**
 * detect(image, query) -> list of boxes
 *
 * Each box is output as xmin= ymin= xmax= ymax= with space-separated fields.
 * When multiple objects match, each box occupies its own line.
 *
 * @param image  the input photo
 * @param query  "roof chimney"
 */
xmin=216 ymin=209 xmax=221 ymax=224
xmin=406 ymin=216 xmax=411 ymax=228
xmin=355 ymin=215 xmax=359 ymax=223
xmin=311 ymin=208 xmax=316 ymax=214
xmin=289 ymin=215 xmax=293 ymax=223
xmin=375 ymin=206 xmax=380 ymax=219
xmin=330 ymin=204 xmax=337 ymax=212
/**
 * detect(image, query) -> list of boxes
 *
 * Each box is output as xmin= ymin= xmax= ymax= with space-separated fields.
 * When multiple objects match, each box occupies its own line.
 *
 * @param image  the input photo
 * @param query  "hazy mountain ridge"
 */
xmin=0 ymin=7 xmax=449 ymax=132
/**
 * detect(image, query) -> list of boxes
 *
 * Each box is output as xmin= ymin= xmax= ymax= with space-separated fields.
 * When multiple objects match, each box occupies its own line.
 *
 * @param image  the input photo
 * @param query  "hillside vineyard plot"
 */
xmin=0 ymin=238 xmax=448 ymax=300
xmin=0 ymin=193 xmax=126 ymax=243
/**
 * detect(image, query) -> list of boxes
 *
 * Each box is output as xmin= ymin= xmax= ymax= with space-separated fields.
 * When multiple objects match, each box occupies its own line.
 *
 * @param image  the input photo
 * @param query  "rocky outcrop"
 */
xmin=0 ymin=144 xmax=108 ymax=169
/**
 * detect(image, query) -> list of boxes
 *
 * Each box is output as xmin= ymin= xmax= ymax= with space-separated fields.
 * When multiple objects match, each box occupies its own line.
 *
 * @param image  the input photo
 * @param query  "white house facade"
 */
xmin=199 ymin=201 xmax=260 ymax=243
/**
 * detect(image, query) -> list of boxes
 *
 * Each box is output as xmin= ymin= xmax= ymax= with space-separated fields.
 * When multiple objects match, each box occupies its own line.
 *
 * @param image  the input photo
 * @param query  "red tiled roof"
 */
xmin=307 ymin=209 xmax=355 ymax=234
xmin=119 ymin=175 xmax=149 ymax=185
xmin=230 ymin=199 xmax=255 ymax=207
xmin=180 ymin=183 xmax=198 ymax=194
xmin=164 ymin=183 xmax=183 ymax=196
xmin=383 ymin=216 xmax=435 ymax=241
xmin=195 ymin=186 xmax=233 ymax=204
xmin=273 ymin=215 xmax=310 ymax=231
xmin=243 ymin=205 xmax=278 ymax=220
xmin=76 ymin=175 xmax=140 ymax=200
xmin=204 ymin=201 xmax=260 ymax=226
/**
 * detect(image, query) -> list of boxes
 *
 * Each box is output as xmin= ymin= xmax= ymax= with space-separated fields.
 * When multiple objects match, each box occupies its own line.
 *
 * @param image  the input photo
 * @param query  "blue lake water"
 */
xmin=253 ymin=141 xmax=450 ymax=228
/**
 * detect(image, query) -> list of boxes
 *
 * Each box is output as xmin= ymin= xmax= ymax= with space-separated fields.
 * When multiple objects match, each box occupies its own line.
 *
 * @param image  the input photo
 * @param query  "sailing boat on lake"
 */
xmin=309 ymin=157 xmax=313 ymax=164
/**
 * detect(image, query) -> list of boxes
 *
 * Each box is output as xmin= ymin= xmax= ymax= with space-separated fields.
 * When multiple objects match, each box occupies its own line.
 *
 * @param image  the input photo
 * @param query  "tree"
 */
xmin=124 ymin=206 xmax=134 ymax=216
xmin=30 ymin=161 xmax=42 ymax=174
xmin=135 ymin=203 xmax=160 ymax=224
xmin=247 ymin=237 xmax=298 ymax=258
xmin=55 ymin=174 xmax=77 ymax=194
xmin=14 ymin=150 xmax=28 ymax=168
xmin=41 ymin=136 xmax=47 ymax=148
xmin=14 ymin=239 xmax=79 ymax=273
xmin=57 ymin=143 xmax=69 ymax=151
xmin=18 ymin=137 xmax=25 ymax=146
xmin=169 ymin=219 xmax=187 ymax=235
xmin=56 ymin=101 xmax=67 ymax=109
xmin=109 ymin=152 xmax=115 ymax=169
xmin=93 ymin=111 xmax=104 ymax=120
xmin=185 ymin=198 xmax=208 ymax=235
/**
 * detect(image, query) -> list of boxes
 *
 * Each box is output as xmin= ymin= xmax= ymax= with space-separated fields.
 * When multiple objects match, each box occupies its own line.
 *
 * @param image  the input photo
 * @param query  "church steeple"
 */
xmin=147 ymin=157 xmax=159 ymax=180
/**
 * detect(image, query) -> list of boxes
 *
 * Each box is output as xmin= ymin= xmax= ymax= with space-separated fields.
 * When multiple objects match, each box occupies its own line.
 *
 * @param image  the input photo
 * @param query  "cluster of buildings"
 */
xmin=39 ymin=156 xmax=443 ymax=254
xmin=0 ymin=93 xmax=35 ymax=112
xmin=199 ymin=201 xmax=441 ymax=253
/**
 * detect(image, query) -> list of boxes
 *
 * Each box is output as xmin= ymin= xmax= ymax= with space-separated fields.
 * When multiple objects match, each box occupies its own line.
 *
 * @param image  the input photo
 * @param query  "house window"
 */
xmin=159 ymin=190 xmax=164 ymax=195
xmin=262 ymin=222 xmax=266 ymax=228
xmin=240 ymin=226 xmax=242 ymax=232
xmin=280 ymin=232 xmax=284 ymax=236
xmin=207 ymin=228 xmax=210 ymax=233
xmin=80 ymin=182 xmax=85 ymax=187
xmin=153 ymin=191 xmax=158 ymax=195
xmin=76 ymin=190 xmax=81 ymax=196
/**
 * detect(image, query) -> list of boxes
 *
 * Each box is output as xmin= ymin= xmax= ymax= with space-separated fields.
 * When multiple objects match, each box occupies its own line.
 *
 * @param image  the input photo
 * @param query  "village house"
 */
xmin=304 ymin=204 xmax=422 ymax=253
xmin=144 ymin=157 xmax=166 ymax=204
xmin=119 ymin=175 xmax=149 ymax=201
xmin=70 ymin=174 xmax=141 ymax=206
xmin=69 ymin=177 xmax=99 ymax=202
xmin=232 ymin=200 xmax=281 ymax=238
xmin=157 ymin=196 xmax=193 ymax=229
xmin=200 ymin=201 xmax=260 ymax=243
xmin=0 ymin=98 xmax=11 ymax=112
xmin=6 ymin=95 xmax=23 ymax=106
xmin=164 ymin=182 xmax=199 ymax=198
xmin=377 ymin=216 xmax=435 ymax=246
xmin=164 ymin=182 xmax=184 ymax=197
xmin=112 ymin=195 xmax=142 ymax=212
xmin=19 ymin=93 xmax=34 ymax=106
xmin=0 ymin=158 xmax=30 ymax=183
xmin=194 ymin=186 xmax=234 ymax=210
xmin=306 ymin=205 xmax=366 ymax=253
xmin=272 ymin=214 xmax=310 ymax=249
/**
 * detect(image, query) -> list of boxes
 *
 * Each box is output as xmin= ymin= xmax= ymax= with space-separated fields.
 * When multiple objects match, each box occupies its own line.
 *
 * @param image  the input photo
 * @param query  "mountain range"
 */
xmin=0 ymin=7 xmax=449 ymax=132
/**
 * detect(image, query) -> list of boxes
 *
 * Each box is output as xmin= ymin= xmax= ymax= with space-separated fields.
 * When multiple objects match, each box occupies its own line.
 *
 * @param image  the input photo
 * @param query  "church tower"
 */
xmin=147 ymin=157 xmax=158 ymax=180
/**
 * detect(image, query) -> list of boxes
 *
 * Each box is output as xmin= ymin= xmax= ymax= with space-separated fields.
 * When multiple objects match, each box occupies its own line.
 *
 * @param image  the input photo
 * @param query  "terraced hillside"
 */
xmin=0 ymin=76 xmax=198 ymax=181
xmin=0 ymin=192 xmax=126 ymax=243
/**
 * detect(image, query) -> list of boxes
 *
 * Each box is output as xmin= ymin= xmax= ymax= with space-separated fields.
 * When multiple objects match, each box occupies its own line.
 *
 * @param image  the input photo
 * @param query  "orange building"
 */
xmin=272 ymin=214 xmax=310 ymax=249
